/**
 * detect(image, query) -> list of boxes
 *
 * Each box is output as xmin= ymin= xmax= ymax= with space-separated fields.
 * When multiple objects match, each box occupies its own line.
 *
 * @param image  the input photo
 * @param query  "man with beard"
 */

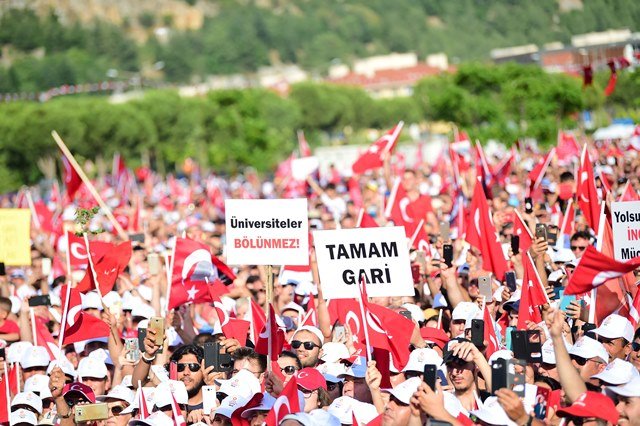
xmin=443 ymin=339 xmax=491 ymax=413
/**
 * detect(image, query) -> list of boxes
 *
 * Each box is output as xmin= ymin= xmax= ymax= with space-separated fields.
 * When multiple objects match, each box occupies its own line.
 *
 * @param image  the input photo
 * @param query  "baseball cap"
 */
xmin=81 ymin=291 xmax=103 ymax=310
xmin=153 ymin=380 xmax=188 ymax=408
xmin=23 ymin=374 xmax=52 ymax=399
xmin=128 ymin=411 xmax=174 ymax=426
xmin=215 ymin=395 xmax=250 ymax=419
xmin=319 ymin=342 xmax=350 ymax=363
xmin=552 ymin=248 xmax=575 ymax=264
xmin=7 ymin=341 xmax=33 ymax=364
xmin=442 ymin=338 xmax=473 ymax=365
xmin=339 ymin=357 xmax=367 ymax=379
xmin=568 ymin=336 xmax=609 ymax=364
xmin=62 ymin=382 xmax=96 ymax=403
xmin=131 ymin=303 xmax=156 ymax=320
xmin=556 ymin=391 xmax=619 ymax=425
xmin=382 ymin=377 xmax=420 ymax=405
xmin=215 ymin=369 xmax=261 ymax=399
xmin=606 ymin=374 xmax=640 ymax=398
xmin=240 ymin=392 xmax=275 ymax=419
xmin=294 ymin=326 xmax=324 ymax=346
xmin=11 ymin=392 xmax=43 ymax=414
xmin=423 ymin=309 xmax=438 ymax=321
xmin=470 ymin=396 xmax=516 ymax=426
xmin=46 ymin=358 xmax=77 ymax=380
xmin=282 ymin=409 xmax=341 ymax=426
xmin=401 ymin=303 xmax=425 ymax=323
xmin=296 ymin=368 xmax=327 ymax=391
xmin=328 ymin=396 xmax=378 ymax=425
xmin=77 ymin=357 xmax=108 ymax=379
xmin=316 ymin=362 xmax=346 ymax=384
xmin=592 ymin=314 xmax=634 ymax=342
xmin=402 ymin=348 xmax=443 ymax=373
xmin=591 ymin=359 xmax=638 ymax=385
xmin=9 ymin=408 xmax=37 ymax=426
xmin=19 ymin=347 xmax=49 ymax=369
xmin=451 ymin=302 xmax=479 ymax=322
xmin=97 ymin=385 xmax=135 ymax=404
xmin=280 ymin=302 xmax=304 ymax=317
xmin=541 ymin=338 xmax=571 ymax=365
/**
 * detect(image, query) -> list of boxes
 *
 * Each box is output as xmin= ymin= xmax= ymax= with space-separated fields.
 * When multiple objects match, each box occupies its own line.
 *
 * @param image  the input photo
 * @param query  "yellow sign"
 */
xmin=0 ymin=209 xmax=31 ymax=266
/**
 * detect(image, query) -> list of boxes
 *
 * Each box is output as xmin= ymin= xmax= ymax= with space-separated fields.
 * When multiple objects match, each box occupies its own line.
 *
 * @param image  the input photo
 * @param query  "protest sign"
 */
xmin=291 ymin=157 xmax=319 ymax=181
xmin=225 ymin=199 xmax=309 ymax=266
xmin=612 ymin=201 xmax=640 ymax=261
xmin=313 ymin=226 xmax=413 ymax=299
xmin=0 ymin=209 xmax=31 ymax=266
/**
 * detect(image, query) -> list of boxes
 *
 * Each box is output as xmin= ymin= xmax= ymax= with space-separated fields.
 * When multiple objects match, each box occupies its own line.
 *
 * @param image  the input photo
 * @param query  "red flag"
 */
xmin=352 ymin=122 xmax=404 ymax=174
xmin=474 ymin=141 xmax=492 ymax=187
xmin=626 ymin=292 xmax=640 ymax=327
xmin=297 ymin=130 xmax=312 ymax=157
xmin=211 ymin=295 xmax=250 ymax=345
xmin=619 ymin=181 xmax=640 ymax=202
xmin=556 ymin=131 xmax=581 ymax=165
xmin=527 ymin=148 xmax=556 ymax=194
xmin=384 ymin=178 xmax=433 ymax=236
xmin=564 ymin=246 xmax=640 ymax=295
xmin=170 ymin=392 xmax=187 ymax=426
xmin=604 ymin=60 xmax=618 ymax=96
xmin=356 ymin=209 xmax=379 ymax=228
xmin=629 ymin=125 xmax=640 ymax=152
xmin=0 ymin=364 xmax=9 ymax=423
xmin=483 ymin=304 xmax=499 ymax=359
xmin=265 ymin=376 xmax=300 ymax=426
xmin=249 ymin=298 xmax=267 ymax=344
xmin=559 ymin=200 xmax=576 ymax=243
xmin=489 ymin=149 xmax=514 ymax=187
xmin=255 ymin=304 xmax=285 ymax=361
xmin=137 ymin=387 xmax=150 ymax=419
xmin=76 ymin=241 xmax=132 ymax=295
xmin=32 ymin=201 xmax=54 ymax=233
xmin=66 ymin=232 xmax=108 ymax=269
xmin=34 ymin=315 xmax=59 ymax=361
xmin=61 ymin=155 xmax=82 ymax=200
xmin=465 ymin=179 xmax=508 ymax=280
xmin=513 ymin=210 xmax=533 ymax=253
xmin=408 ymin=220 xmax=431 ymax=253
xmin=348 ymin=177 xmax=363 ymax=209
xmin=60 ymin=285 xmax=110 ymax=345
xmin=299 ymin=296 xmax=318 ymax=328
xmin=7 ymin=363 xmax=19 ymax=396
xmin=517 ymin=253 xmax=549 ymax=329
xmin=577 ymin=146 xmax=601 ymax=232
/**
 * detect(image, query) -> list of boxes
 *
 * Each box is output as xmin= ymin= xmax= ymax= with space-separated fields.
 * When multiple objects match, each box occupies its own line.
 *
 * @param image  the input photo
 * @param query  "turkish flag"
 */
xmin=465 ymin=179 xmax=508 ymax=280
xmin=559 ymin=200 xmax=576 ymax=244
xmin=475 ymin=141 xmax=492 ymax=189
xmin=265 ymin=376 xmax=301 ymax=426
xmin=137 ymin=387 xmax=150 ymax=419
xmin=619 ymin=181 xmax=640 ymax=202
xmin=32 ymin=201 xmax=54 ymax=233
xmin=517 ymin=253 xmax=549 ymax=329
xmin=249 ymin=298 xmax=267 ymax=344
xmin=483 ymin=304 xmax=499 ymax=359
xmin=626 ymin=292 xmax=640 ymax=327
xmin=255 ymin=304 xmax=285 ymax=361
xmin=61 ymin=155 xmax=82 ymax=200
xmin=211 ymin=294 xmax=250 ymax=345
xmin=564 ymin=246 xmax=640 ymax=295
xmin=299 ymin=295 xmax=318 ymax=328
xmin=385 ymin=178 xmax=433 ymax=236
xmin=512 ymin=210 xmax=533 ymax=253
xmin=34 ymin=315 xmax=60 ymax=361
xmin=556 ymin=131 xmax=580 ymax=165
xmin=60 ymin=285 xmax=110 ymax=345
xmin=352 ymin=122 xmax=403 ymax=174
xmin=170 ymin=392 xmax=187 ymax=426
xmin=357 ymin=209 xmax=379 ymax=228
xmin=527 ymin=148 xmax=556 ymax=194
xmin=0 ymin=365 xmax=8 ymax=423
xmin=66 ymin=232 xmax=111 ymax=269
xmin=577 ymin=146 xmax=601 ymax=232
xmin=76 ymin=241 xmax=132 ymax=295
xmin=408 ymin=220 xmax=431 ymax=253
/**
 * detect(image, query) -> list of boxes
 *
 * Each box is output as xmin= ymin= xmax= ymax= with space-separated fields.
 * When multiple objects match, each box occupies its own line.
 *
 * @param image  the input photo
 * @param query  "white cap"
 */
xmin=81 ymin=292 xmax=103 ymax=310
xmin=328 ymin=396 xmax=378 ymax=425
xmin=568 ymin=336 xmax=609 ymax=364
xmin=402 ymin=348 xmax=443 ymax=373
xmin=451 ymin=302 xmax=479 ymax=322
xmin=240 ymin=392 xmax=275 ymax=419
xmin=153 ymin=380 xmax=188 ymax=408
xmin=19 ymin=347 xmax=50 ymax=369
xmin=131 ymin=302 xmax=156 ymax=320
xmin=591 ymin=359 xmax=638 ymax=385
xmin=470 ymin=396 xmax=516 ymax=426
xmin=88 ymin=348 xmax=114 ymax=366
xmin=382 ymin=377 xmax=421 ymax=404
xmin=16 ymin=286 xmax=36 ymax=301
xmin=121 ymin=292 xmax=137 ymax=311
xmin=77 ymin=357 xmax=108 ymax=379
xmin=552 ymin=248 xmax=575 ymax=264
xmin=8 ymin=342 xmax=33 ymax=364
xmin=23 ymin=375 xmax=52 ymax=399
xmin=121 ymin=375 xmax=133 ymax=389
xmin=121 ymin=387 xmax=155 ymax=415
xmin=11 ymin=392 xmax=43 ymax=414
xmin=339 ymin=357 xmax=367 ymax=379
xmin=215 ymin=369 xmax=261 ymax=399
xmin=542 ymin=338 xmax=571 ymax=365
xmin=593 ymin=314 xmax=634 ymax=342
xmin=128 ymin=411 xmax=174 ymax=426
xmin=607 ymin=374 xmax=640 ymax=397
xmin=9 ymin=408 xmax=37 ymax=426
xmin=319 ymin=342 xmax=350 ymax=363
xmin=293 ymin=325 xmax=324 ymax=345
xmin=97 ymin=385 xmax=135 ymax=404
xmin=280 ymin=302 xmax=304 ymax=317
xmin=402 ymin=303 xmax=426 ymax=323
xmin=316 ymin=362 xmax=346 ymax=383
xmin=136 ymin=285 xmax=153 ymax=302
xmin=102 ymin=291 xmax=122 ymax=308
xmin=281 ymin=410 xmax=342 ymax=426
xmin=214 ymin=395 xmax=249 ymax=419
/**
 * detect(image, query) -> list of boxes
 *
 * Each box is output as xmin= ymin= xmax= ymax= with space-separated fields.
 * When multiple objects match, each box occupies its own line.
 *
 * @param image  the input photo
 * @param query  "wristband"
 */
xmin=142 ymin=353 xmax=156 ymax=363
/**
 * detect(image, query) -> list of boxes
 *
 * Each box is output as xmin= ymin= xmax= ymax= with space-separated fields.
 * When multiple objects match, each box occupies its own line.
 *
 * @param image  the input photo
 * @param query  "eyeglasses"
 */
xmin=291 ymin=340 xmax=321 ymax=351
xmin=108 ymin=405 xmax=125 ymax=416
xmin=298 ymin=388 xmax=317 ymax=398
xmin=571 ymin=246 xmax=587 ymax=252
xmin=632 ymin=342 xmax=640 ymax=352
xmin=176 ymin=363 xmax=200 ymax=373
xmin=570 ymin=417 xmax=598 ymax=426
xmin=280 ymin=365 xmax=297 ymax=375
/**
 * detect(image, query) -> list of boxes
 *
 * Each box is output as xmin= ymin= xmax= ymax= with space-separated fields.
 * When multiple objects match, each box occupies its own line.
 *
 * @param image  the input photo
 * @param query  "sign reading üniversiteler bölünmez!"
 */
xmin=225 ymin=199 xmax=309 ymax=266
xmin=313 ymin=226 xmax=414 ymax=299
xmin=612 ymin=201 xmax=640 ymax=262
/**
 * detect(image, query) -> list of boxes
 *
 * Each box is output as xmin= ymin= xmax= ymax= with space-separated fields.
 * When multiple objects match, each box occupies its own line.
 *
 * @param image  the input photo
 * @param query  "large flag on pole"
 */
xmin=352 ymin=122 xmax=403 ymax=174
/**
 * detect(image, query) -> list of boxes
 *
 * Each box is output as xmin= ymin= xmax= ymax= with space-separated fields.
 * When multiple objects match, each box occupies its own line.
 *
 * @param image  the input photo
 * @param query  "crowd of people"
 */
xmin=0 ymin=129 xmax=639 ymax=426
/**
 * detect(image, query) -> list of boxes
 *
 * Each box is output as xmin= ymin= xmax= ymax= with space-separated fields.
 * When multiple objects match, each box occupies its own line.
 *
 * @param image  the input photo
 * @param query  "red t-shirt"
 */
xmin=0 ymin=319 xmax=19 ymax=335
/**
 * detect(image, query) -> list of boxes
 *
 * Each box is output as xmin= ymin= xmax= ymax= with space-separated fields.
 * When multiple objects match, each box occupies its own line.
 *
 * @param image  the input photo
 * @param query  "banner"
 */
xmin=0 ymin=209 xmax=31 ymax=266
xmin=612 ymin=201 xmax=640 ymax=261
xmin=225 ymin=199 xmax=309 ymax=266
xmin=313 ymin=226 xmax=413 ymax=299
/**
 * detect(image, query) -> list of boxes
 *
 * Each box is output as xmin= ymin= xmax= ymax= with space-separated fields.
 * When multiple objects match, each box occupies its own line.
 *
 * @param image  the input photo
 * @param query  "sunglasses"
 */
xmin=109 ymin=405 xmax=125 ymax=416
xmin=570 ymin=355 xmax=587 ymax=366
xmin=571 ymin=246 xmax=587 ymax=252
xmin=298 ymin=387 xmax=317 ymax=397
xmin=176 ymin=363 xmax=200 ymax=373
xmin=291 ymin=340 xmax=321 ymax=351
xmin=280 ymin=366 xmax=297 ymax=375
xmin=632 ymin=342 xmax=640 ymax=352
xmin=570 ymin=417 xmax=597 ymax=426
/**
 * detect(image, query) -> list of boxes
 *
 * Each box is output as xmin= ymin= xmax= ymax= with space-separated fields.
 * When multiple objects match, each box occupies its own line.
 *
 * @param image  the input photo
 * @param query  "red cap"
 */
xmin=62 ymin=382 xmax=96 ymax=403
xmin=420 ymin=327 xmax=449 ymax=350
xmin=295 ymin=368 xmax=327 ymax=391
xmin=556 ymin=391 xmax=618 ymax=425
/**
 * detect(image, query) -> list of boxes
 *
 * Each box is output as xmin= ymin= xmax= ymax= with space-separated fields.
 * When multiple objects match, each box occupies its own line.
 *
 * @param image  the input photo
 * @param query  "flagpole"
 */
xmin=265 ymin=265 xmax=273 ymax=372
xmin=355 ymin=208 xmax=364 ymax=228
xmin=589 ymin=202 xmax=607 ymax=323
xmin=356 ymin=276 xmax=372 ymax=361
xmin=24 ymin=190 xmax=41 ymax=230
xmin=29 ymin=308 xmax=37 ymax=346
xmin=557 ymin=199 xmax=573 ymax=250
xmin=164 ymin=243 xmax=177 ymax=317
xmin=51 ymin=131 xmax=129 ymax=241
xmin=57 ymin=284 xmax=72 ymax=357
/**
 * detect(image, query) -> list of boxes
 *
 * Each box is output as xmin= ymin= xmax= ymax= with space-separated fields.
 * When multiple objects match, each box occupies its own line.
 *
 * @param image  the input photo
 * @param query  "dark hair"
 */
xmin=246 ymin=276 xmax=261 ymax=285
xmin=317 ymin=388 xmax=331 ymax=408
xmin=559 ymin=171 xmax=574 ymax=182
xmin=570 ymin=231 xmax=591 ymax=243
xmin=170 ymin=344 xmax=204 ymax=364
xmin=533 ymin=374 xmax=561 ymax=390
xmin=0 ymin=297 xmax=12 ymax=313
xmin=232 ymin=347 xmax=267 ymax=373
xmin=279 ymin=350 xmax=302 ymax=370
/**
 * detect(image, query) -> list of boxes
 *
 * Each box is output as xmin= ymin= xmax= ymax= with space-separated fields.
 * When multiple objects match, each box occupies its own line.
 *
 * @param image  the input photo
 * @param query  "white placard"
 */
xmin=225 ymin=199 xmax=309 ymax=265
xmin=313 ymin=226 xmax=414 ymax=299
xmin=612 ymin=201 xmax=640 ymax=261
xmin=291 ymin=157 xmax=319 ymax=181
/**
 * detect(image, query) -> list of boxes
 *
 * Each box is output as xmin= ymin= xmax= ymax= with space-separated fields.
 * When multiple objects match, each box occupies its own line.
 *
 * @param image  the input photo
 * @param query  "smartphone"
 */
xmin=125 ymin=338 xmax=140 ymax=362
xmin=527 ymin=330 xmax=542 ymax=363
xmin=505 ymin=271 xmax=517 ymax=293
xmin=511 ymin=330 xmax=528 ymax=361
xmin=525 ymin=197 xmax=534 ymax=214
xmin=204 ymin=342 xmax=233 ymax=372
xmin=547 ymin=228 xmax=558 ymax=245
xmin=411 ymin=264 xmax=421 ymax=284
xmin=202 ymin=386 xmax=217 ymax=413
xmin=478 ymin=275 xmax=493 ymax=302
xmin=510 ymin=359 xmax=527 ymax=397
xmin=148 ymin=317 xmax=165 ymax=346
xmin=74 ymin=403 xmax=109 ymax=422
xmin=109 ymin=301 xmax=122 ymax=322
xmin=0 ymin=348 xmax=5 ymax=359
xmin=471 ymin=319 xmax=485 ymax=348
xmin=41 ymin=258 xmax=52 ymax=276
xmin=148 ymin=253 xmax=161 ymax=275
xmin=28 ymin=295 xmax=51 ymax=307
xmin=439 ymin=221 xmax=450 ymax=242
xmin=443 ymin=244 xmax=453 ymax=268
xmin=560 ymin=294 xmax=577 ymax=312
xmin=0 ymin=262 xmax=4 ymax=276
xmin=169 ymin=361 xmax=178 ymax=380
xmin=511 ymin=235 xmax=520 ymax=255
xmin=535 ymin=223 xmax=547 ymax=241
xmin=423 ymin=364 xmax=437 ymax=391
xmin=129 ymin=233 xmax=145 ymax=244
xmin=491 ymin=358 xmax=508 ymax=393
xmin=399 ymin=310 xmax=413 ymax=321
xmin=534 ymin=386 xmax=550 ymax=420
xmin=332 ymin=324 xmax=346 ymax=343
